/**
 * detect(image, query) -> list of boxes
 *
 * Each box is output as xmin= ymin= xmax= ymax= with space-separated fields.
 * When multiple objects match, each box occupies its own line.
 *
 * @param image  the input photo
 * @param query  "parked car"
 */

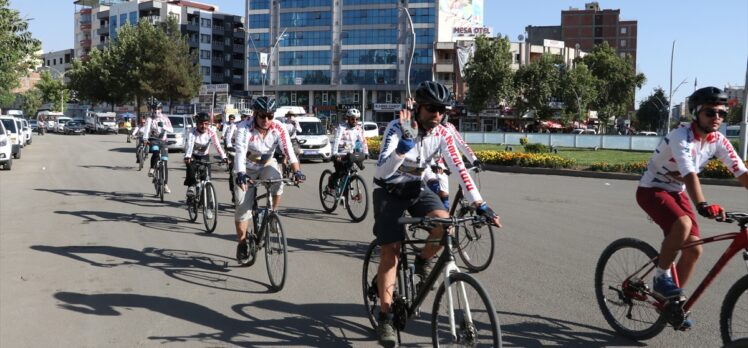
xmin=64 ymin=121 xmax=86 ymax=135
xmin=361 ymin=121 xmax=379 ymax=138
xmin=0 ymin=121 xmax=12 ymax=170
xmin=29 ymin=119 xmax=38 ymax=132
xmin=571 ymin=128 xmax=596 ymax=135
xmin=166 ymin=114 xmax=193 ymax=152
xmin=636 ymin=131 xmax=658 ymax=136
xmin=296 ymin=116 xmax=332 ymax=162
xmin=55 ymin=116 xmax=73 ymax=133
xmin=18 ymin=118 xmax=32 ymax=145
xmin=0 ymin=116 xmax=22 ymax=159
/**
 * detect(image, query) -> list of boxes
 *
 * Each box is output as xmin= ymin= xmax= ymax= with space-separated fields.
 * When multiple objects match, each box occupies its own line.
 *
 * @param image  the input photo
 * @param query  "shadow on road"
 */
xmin=497 ymin=310 xmax=645 ymax=347
xmin=108 ymin=147 xmax=135 ymax=153
xmin=286 ymin=237 xmax=369 ymax=261
xmin=53 ymin=292 xmax=371 ymax=347
xmin=53 ymin=209 xmax=206 ymax=234
xmin=79 ymin=165 xmax=136 ymax=171
xmin=279 ymin=206 xmax=357 ymax=224
xmin=36 ymin=188 xmax=184 ymax=209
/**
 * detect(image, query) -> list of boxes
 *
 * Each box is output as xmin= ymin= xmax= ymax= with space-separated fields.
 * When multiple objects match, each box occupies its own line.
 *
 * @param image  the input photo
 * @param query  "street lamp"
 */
xmin=666 ymin=77 xmax=688 ymax=132
xmin=39 ymin=66 xmax=67 ymax=113
xmin=235 ymin=24 xmax=287 ymax=97
xmin=399 ymin=6 xmax=416 ymax=99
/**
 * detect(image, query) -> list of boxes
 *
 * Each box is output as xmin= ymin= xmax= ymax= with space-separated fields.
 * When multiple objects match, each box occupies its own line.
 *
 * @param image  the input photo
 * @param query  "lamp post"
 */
xmin=238 ymin=25 xmax=287 ymax=97
xmin=39 ymin=66 xmax=67 ymax=113
xmin=399 ymin=6 xmax=415 ymax=99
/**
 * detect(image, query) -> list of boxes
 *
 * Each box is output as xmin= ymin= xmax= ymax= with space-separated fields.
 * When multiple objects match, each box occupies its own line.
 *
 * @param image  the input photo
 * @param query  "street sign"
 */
xmin=295 ymin=77 xmax=303 ymax=85
xmin=199 ymin=84 xmax=229 ymax=95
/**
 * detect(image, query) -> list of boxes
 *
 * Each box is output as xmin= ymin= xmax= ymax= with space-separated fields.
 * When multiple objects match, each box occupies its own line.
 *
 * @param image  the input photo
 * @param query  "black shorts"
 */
xmin=372 ymin=185 xmax=447 ymax=245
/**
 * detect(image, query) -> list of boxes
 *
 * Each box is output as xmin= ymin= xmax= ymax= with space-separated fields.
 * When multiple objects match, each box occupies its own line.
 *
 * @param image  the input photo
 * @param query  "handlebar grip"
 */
xmin=397 ymin=217 xmax=423 ymax=225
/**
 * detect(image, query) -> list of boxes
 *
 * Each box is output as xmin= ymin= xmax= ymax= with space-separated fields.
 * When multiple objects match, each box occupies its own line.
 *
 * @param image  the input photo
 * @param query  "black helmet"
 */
xmin=228 ymin=114 xmax=236 ymax=120
xmin=152 ymin=101 xmax=163 ymax=110
xmin=688 ymin=87 xmax=727 ymax=115
xmin=195 ymin=112 xmax=210 ymax=123
xmin=415 ymin=81 xmax=452 ymax=107
xmin=252 ymin=96 xmax=277 ymax=113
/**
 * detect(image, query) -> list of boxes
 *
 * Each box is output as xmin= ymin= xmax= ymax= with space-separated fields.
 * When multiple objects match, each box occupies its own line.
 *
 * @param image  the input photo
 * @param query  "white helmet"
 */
xmin=346 ymin=108 xmax=361 ymax=118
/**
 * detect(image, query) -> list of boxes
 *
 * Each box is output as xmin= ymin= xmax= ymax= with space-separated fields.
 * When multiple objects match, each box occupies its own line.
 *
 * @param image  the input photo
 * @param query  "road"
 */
xmin=1 ymin=133 xmax=746 ymax=347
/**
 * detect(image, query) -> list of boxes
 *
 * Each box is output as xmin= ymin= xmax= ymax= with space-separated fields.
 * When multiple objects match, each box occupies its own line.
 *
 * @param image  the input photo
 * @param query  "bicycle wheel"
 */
xmin=345 ymin=175 xmax=369 ymax=222
xmin=187 ymin=194 xmax=198 ymax=223
xmin=431 ymin=272 xmax=501 ymax=347
xmin=455 ymin=203 xmax=495 ymax=272
xmin=158 ymin=164 xmax=165 ymax=203
xmin=362 ymin=240 xmax=382 ymax=330
xmin=595 ymin=238 xmax=667 ymax=340
xmin=721 ymin=274 xmax=748 ymax=344
xmin=318 ymin=169 xmax=338 ymax=213
xmin=264 ymin=213 xmax=288 ymax=291
xmin=138 ymin=147 xmax=144 ymax=171
xmin=202 ymin=182 xmax=218 ymax=233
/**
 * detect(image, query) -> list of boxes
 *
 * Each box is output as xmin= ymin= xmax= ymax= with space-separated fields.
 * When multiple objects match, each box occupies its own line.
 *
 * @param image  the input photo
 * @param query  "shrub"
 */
xmin=524 ymin=143 xmax=548 ymax=153
xmin=367 ymin=136 xmax=382 ymax=157
xmin=519 ymin=137 xmax=529 ymax=146
xmin=589 ymin=161 xmax=647 ymax=174
xmin=476 ymin=150 xmax=576 ymax=168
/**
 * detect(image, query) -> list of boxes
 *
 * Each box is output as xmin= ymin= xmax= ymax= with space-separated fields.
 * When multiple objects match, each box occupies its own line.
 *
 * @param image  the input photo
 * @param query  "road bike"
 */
xmin=148 ymin=137 xmax=168 ymax=203
xmin=186 ymin=158 xmax=219 ymax=233
xmin=318 ymin=152 xmax=369 ymax=222
xmin=237 ymin=178 xmax=298 ymax=291
xmin=225 ymin=147 xmax=236 ymax=204
xmin=594 ymin=211 xmax=748 ymax=345
xmin=362 ymin=215 xmax=502 ymax=347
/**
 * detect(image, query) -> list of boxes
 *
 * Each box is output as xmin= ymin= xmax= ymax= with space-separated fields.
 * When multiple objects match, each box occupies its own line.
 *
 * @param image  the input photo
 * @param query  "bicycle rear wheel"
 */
xmin=318 ymin=169 xmax=338 ymax=212
xmin=345 ymin=174 xmax=369 ymax=222
xmin=594 ymin=238 xmax=667 ymax=340
xmin=138 ymin=147 xmax=144 ymax=171
xmin=455 ymin=202 xmax=495 ymax=272
xmin=721 ymin=274 xmax=748 ymax=344
xmin=362 ymin=240 xmax=382 ymax=330
xmin=202 ymin=182 xmax=218 ymax=233
xmin=264 ymin=213 xmax=288 ymax=291
xmin=431 ymin=272 xmax=501 ymax=347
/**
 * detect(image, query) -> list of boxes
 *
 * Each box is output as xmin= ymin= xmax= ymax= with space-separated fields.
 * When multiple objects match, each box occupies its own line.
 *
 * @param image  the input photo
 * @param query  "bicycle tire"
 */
xmin=158 ymin=163 xmax=165 ymax=203
xmin=455 ymin=202 xmax=495 ymax=272
xmin=138 ymin=147 xmax=144 ymax=171
xmin=362 ymin=240 xmax=382 ymax=330
xmin=720 ymin=274 xmax=748 ymax=344
xmin=318 ymin=169 xmax=338 ymax=213
xmin=431 ymin=272 xmax=502 ymax=347
xmin=594 ymin=238 xmax=667 ymax=340
xmin=264 ymin=213 xmax=288 ymax=291
xmin=345 ymin=175 xmax=369 ymax=222
xmin=187 ymin=193 xmax=198 ymax=222
xmin=202 ymin=182 xmax=218 ymax=233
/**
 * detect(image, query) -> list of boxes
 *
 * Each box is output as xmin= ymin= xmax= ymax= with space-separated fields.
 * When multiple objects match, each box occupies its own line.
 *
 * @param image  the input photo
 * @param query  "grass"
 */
xmin=470 ymin=144 xmax=652 ymax=168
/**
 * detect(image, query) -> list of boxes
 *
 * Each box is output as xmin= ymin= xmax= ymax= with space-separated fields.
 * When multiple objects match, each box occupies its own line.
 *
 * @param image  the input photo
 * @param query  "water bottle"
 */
xmin=354 ymin=139 xmax=362 ymax=153
xmin=257 ymin=208 xmax=267 ymax=228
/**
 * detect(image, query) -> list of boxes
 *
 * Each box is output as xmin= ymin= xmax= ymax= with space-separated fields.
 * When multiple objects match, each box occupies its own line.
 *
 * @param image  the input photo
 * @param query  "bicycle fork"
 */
xmin=443 ymin=261 xmax=472 ymax=340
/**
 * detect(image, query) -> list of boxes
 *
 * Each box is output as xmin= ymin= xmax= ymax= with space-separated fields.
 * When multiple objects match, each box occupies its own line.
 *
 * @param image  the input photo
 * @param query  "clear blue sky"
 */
xmin=10 ymin=0 xmax=747 ymax=107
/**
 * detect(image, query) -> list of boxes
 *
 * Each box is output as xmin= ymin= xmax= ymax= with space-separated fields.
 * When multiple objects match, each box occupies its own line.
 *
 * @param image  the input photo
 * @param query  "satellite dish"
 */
xmin=518 ymin=34 xmax=524 ymax=41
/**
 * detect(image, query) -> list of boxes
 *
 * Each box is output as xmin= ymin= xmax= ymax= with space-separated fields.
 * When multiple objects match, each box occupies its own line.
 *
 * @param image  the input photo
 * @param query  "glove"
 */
xmin=396 ymin=138 xmax=415 ymax=155
xmin=427 ymin=180 xmax=441 ymax=195
xmin=476 ymin=202 xmax=497 ymax=220
xmin=400 ymin=119 xmax=418 ymax=139
xmin=472 ymin=159 xmax=484 ymax=172
xmin=294 ymin=170 xmax=306 ymax=182
xmin=235 ymin=172 xmax=248 ymax=186
xmin=697 ymin=202 xmax=723 ymax=218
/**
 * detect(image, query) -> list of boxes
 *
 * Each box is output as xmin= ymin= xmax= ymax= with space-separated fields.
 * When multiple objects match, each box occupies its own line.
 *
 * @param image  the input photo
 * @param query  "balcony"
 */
xmin=97 ymin=27 xmax=109 ymax=36
xmin=232 ymin=60 xmax=244 ymax=69
xmin=233 ymin=44 xmax=244 ymax=52
xmin=80 ymin=23 xmax=92 ymax=30
xmin=80 ymin=8 xmax=92 ymax=15
xmin=211 ymin=57 xmax=225 ymax=65
xmin=80 ymin=39 xmax=92 ymax=47
xmin=212 ymin=41 xmax=225 ymax=50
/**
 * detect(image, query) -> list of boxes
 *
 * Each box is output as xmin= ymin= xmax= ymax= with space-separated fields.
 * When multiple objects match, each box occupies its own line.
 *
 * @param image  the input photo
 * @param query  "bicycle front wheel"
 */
xmin=432 ymin=272 xmax=501 ymax=347
xmin=138 ymin=148 xmax=144 ymax=171
xmin=202 ymin=182 xmax=218 ymax=233
xmin=594 ymin=238 xmax=667 ymax=340
xmin=187 ymin=195 xmax=198 ymax=222
xmin=721 ymin=274 xmax=748 ymax=344
xmin=345 ymin=175 xmax=369 ymax=222
xmin=362 ymin=240 xmax=381 ymax=330
xmin=264 ymin=213 xmax=288 ymax=291
xmin=318 ymin=169 xmax=338 ymax=212
xmin=455 ymin=202 xmax=495 ymax=272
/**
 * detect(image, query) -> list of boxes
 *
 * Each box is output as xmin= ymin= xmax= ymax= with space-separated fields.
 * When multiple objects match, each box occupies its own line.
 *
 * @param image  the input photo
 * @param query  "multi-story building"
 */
xmin=73 ymin=0 xmax=246 ymax=97
xmin=725 ymin=85 xmax=745 ymax=107
xmin=41 ymin=49 xmax=75 ymax=76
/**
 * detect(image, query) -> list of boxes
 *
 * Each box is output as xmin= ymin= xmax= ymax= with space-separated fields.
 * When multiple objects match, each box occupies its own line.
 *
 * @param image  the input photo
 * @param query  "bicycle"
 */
xmin=318 ymin=152 xmax=369 ymax=222
xmin=225 ymin=147 xmax=236 ymax=204
xmin=594 ymin=211 xmax=748 ymax=345
xmin=136 ymin=138 xmax=146 ymax=171
xmin=362 ymin=215 xmax=502 ymax=347
xmin=237 ymin=178 xmax=298 ymax=291
xmin=186 ymin=158 xmax=219 ymax=233
xmin=148 ymin=137 xmax=168 ymax=202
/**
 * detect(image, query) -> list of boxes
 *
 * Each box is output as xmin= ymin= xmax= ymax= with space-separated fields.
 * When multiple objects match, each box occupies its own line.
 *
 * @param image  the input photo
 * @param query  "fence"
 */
xmin=462 ymin=132 xmax=663 ymax=151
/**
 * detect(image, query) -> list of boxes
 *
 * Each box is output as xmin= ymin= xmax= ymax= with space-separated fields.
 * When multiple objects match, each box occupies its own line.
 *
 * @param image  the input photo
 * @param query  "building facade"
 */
xmin=725 ymin=85 xmax=745 ymax=108
xmin=41 ymin=49 xmax=75 ymax=75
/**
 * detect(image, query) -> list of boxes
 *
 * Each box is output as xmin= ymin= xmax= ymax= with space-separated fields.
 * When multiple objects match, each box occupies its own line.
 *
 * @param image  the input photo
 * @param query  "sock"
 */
xmin=655 ymin=267 xmax=671 ymax=278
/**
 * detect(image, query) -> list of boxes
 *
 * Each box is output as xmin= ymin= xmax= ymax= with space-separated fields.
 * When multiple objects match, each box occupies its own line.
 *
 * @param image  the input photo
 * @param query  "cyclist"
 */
xmin=637 ymin=87 xmax=748 ymax=311
xmin=221 ymin=114 xmax=237 ymax=150
xmin=232 ymin=97 xmax=306 ymax=261
xmin=142 ymin=102 xmax=174 ymax=193
xmin=284 ymin=110 xmax=303 ymax=158
xmin=131 ymin=117 xmax=146 ymax=164
xmin=372 ymin=81 xmax=501 ymax=347
xmin=326 ymin=108 xmax=369 ymax=193
xmin=184 ymin=112 xmax=228 ymax=197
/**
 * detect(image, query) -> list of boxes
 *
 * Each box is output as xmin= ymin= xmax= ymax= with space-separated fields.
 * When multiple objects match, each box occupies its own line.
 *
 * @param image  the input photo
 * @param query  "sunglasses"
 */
xmin=257 ymin=113 xmax=274 ymax=120
xmin=423 ymin=104 xmax=447 ymax=114
xmin=703 ymin=108 xmax=727 ymax=119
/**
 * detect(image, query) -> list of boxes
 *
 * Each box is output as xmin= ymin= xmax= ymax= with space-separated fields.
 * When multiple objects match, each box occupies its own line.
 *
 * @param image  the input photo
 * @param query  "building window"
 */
xmin=410 ymin=68 xmax=432 ymax=85
xmin=201 ymin=18 xmax=212 ymax=28
xmin=620 ymin=39 xmax=627 ymax=47
xmin=280 ymin=30 xmax=330 ymax=47
xmin=249 ymin=0 xmax=271 ymax=9
xmin=129 ymin=11 xmax=137 ymax=25
xmin=415 ymin=28 xmax=435 ymax=45
xmin=619 ymin=52 xmax=627 ymax=58
xmin=278 ymin=70 xmax=331 ymax=85
xmin=343 ymin=0 xmax=396 ymax=4
xmin=201 ymin=66 xmax=211 ymax=76
xmin=409 ymin=7 xmax=435 ymax=24
xmin=65 ymin=54 xmax=71 ymax=63
xmin=620 ymin=27 xmax=627 ymax=34
xmin=341 ymin=29 xmax=397 ymax=45
xmin=279 ymin=51 xmax=331 ymax=66
xmin=200 ymin=50 xmax=211 ymax=59
xmin=340 ymin=69 xmax=397 ymax=85
xmin=280 ymin=11 xmax=332 ymax=27
xmin=280 ymin=0 xmax=331 ymax=8
xmin=341 ymin=49 xmax=397 ymax=64
xmin=249 ymin=14 xmax=270 ymax=29
xmin=343 ymin=9 xmax=398 ymax=25
xmin=200 ymin=34 xmax=211 ymax=43
xmin=413 ymin=49 xmax=433 ymax=64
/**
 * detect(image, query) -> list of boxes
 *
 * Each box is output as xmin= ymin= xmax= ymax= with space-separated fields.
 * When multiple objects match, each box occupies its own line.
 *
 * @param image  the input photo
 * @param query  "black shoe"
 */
xmin=414 ymin=255 xmax=433 ymax=279
xmin=376 ymin=313 xmax=397 ymax=348
xmin=236 ymin=240 xmax=249 ymax=261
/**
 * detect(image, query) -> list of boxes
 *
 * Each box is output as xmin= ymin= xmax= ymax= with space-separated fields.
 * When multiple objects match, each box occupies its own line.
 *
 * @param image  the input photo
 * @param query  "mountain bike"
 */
xmin=318 ymin=152 xmax=369 ymax=222
xmin=362 ymin=215 xmax=502 ymax=347
xmin=594 ymin=211 xmax=748 ymax=345
xmin=148 ymin=137 xmax=167 ymax=203
xmin=186 ymin=158 xmax=219 ymax=233
xmin=226 ymin=148 xmax=236 ymax=204
xmin=237 ymin=178 xmax=298 ymax=291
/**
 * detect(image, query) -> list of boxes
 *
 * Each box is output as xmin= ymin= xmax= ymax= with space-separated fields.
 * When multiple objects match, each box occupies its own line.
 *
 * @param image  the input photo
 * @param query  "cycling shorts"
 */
xmin=372 ymin=185 xmax=446 ymax=245
xmin=636 ymin=186 xmax=699 ymax=237
xmin=234 ymin=159 xmax=283 ymax=222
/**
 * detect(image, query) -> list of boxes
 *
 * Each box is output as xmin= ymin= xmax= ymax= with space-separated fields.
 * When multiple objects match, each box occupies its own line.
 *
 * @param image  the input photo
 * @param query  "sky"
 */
xmin=9 ymin=0 xmax=748 ymax=107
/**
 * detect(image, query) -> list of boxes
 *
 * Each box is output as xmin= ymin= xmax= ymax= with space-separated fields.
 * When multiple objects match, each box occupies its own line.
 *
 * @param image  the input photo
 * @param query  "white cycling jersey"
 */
xmin=130 ymin=125 xmax=144 ymax=137
xmin=222 ymin=122 xmax=237 ymax=147
xmin=332 ymin=123 xmax=369 ymax=156
xmin=184 ymin=127 xmax=227 ymax=159
xmin=233 ymin=117 xmax=298 ymax=173
xmin=424 ymin=121 xmax=478 ymax=183
xmin=284 ymin=118 xmax=301 ymax=139
xmin=141 ymin=115 xmax=173 ymax=142
xmin=375 ymin=119 xmax=482 ymax=203
xmin=639 ymin=123 xmax=747 ymax=191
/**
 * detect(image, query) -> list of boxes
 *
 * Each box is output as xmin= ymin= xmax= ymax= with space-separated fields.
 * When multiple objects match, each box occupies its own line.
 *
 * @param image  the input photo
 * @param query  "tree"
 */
xmin=148 ymin=17 xmax=201 ymax=109
xmin=35 ymin=71 xmax=68 ymax=112
xmin=67 ymin=48 xmax=129 ymax=111
xmin=463 ymin=35 xmax=514 ymax=113
xmin=0 ymin=0 xmax=41 ymax=106
xmin=559 ymin=62 xmax=598 ymax=122
xmin=19 ymin=88 xmax=41 ymax=117
xmin=728 ymin=103 xmax=743 ymax=125
xmin=636 ymin=88 xmax=669 ymax=132
xmin=513 ymin=54 xmax=563 ymax=120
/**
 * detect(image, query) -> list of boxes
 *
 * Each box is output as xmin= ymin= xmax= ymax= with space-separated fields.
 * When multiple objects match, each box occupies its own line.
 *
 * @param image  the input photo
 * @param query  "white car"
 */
xmin=636 ymin=131 xmax=658 ymax=136
xmin=0 ymin=121 xmax=12 ymax=170
xmin=361 ymin=121 xmax=379 ymax=138
xmin=0 ymin=116 xmax=22 ymax=159
xmin=296 ymin=116 xmax=332 ymax=162
xmin=18 ymin=118 xmax=32 ymax=145
xmin=571 ymin=128 xmax=596 ymax=135
xmin=166 ymin=114 xmax=193 ymax=152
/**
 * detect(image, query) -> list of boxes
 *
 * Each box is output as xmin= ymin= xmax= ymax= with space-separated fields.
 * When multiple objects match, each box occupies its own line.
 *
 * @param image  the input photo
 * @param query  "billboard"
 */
xmin=438 ymin=0 xmax=488 ymax=42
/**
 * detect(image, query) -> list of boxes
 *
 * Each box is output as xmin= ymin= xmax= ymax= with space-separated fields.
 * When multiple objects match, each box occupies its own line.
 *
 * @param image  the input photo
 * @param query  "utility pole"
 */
xmin=666 ymin=41 xmax=675 ymax=133
xmin=740 ymin=57 xmax=748 ymax=159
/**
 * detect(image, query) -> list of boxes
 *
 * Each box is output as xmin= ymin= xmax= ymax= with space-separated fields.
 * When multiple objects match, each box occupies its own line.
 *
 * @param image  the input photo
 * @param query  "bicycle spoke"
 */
xmin=432 ymin=273 xmax=501 ymax=346
xmin=345 ymin=176 xmax=369 ymax=222
xmin=264 ymin=214 xmax=287 ymax=291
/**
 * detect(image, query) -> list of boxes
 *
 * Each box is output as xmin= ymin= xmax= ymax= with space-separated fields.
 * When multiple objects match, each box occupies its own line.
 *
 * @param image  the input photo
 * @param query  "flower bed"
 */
xmin=476 ymin=150 xmax=576 ymax=168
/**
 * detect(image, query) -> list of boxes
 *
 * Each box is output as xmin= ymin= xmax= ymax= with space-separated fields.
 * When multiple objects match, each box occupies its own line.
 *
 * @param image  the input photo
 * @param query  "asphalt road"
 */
xmin=1 ymin=133 xmax=746 ymax=348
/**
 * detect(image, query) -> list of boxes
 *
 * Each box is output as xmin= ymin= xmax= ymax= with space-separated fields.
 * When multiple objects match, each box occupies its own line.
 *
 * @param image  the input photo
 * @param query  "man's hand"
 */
xmin=236 ymin=172 xmax=249 ymax=192
xmin=399 ymin=101 xmax=418 ymax=140
xmin=293 ymin=170 xmax=306 ymax=183
xmin=475 ymin=202 xmax=502 ymax=228
xmin=183 ymin=157 xmax=192 ymax=165
xmin=472 ymin=159 xmax=484 ymax=172
xmin=697 ymin=202 xmax=725 ymax=219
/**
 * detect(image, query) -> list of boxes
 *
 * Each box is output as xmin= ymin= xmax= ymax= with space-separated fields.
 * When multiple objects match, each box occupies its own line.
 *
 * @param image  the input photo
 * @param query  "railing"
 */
xmin=461 ymin=131 xmax=664 ymax=151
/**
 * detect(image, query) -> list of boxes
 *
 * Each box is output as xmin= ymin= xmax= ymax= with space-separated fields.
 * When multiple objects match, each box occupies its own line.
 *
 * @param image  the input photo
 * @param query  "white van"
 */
xmin=0 ymin=116 xmax=22 ymax=158
xmin=296 ymin=116 xmax=332 ymax=162
xmin=0 ymin=121 xmax=12 ymax=170
xmin=274 ymin=106 xmax=306 ymax=119
xmin=37 ymin=111 xmax=62 ymax=130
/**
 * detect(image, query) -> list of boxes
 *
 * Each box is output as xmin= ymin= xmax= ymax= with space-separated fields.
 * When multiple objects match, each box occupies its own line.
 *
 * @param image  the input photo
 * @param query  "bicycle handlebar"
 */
xmin=248 ymin=178 xmax=299 ymax=188
xmin=398 ymin=215 xmax=487 ymax=226
xmin=717 ymin=211 xmax=748 ymax=225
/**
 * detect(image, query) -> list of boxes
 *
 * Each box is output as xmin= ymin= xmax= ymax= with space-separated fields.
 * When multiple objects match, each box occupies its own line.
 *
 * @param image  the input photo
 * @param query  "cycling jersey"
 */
xmin=130 ymin=126 xmax=144 ymax=137
xmin=639 ymin=123 xmax=747 ymax=191
xmin=375 ymin=119 xmax=482 ymax=203
xmin=444 ymin=121 xmax=478 ymax=163
xmin=332 ymin=123 xmax=369 ymax=156
xmin=284 ymin=119 xmax=301 ymax=139
xmin=141 ymin=116 xmax=173 ymax=142
xmin=233 ymin=117 xmax=298 ymax=173
xmin=184 ymin=127 xmax=227 ymax=159
xmin=222 ymin=122 xmax=237 ymax=148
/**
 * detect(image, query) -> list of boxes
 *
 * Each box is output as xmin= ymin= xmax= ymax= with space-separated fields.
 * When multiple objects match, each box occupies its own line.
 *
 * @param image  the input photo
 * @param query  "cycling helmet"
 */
xmin=228 ymin=114 xmax=236 ymax=120
xmin=346 ymin=108 xmax=361 ymax=118
xmin=252 ymin=96 xmax=277 ymax=113
xmin=415 ymin=81 xmax=452 ymax=107
xmin=688 ymin=87 xmax=727 ymax=115
xmin=195 ymin=112 xmax=210 ymax=123
xmin=152 ymin=101 xmax=163 ymax=110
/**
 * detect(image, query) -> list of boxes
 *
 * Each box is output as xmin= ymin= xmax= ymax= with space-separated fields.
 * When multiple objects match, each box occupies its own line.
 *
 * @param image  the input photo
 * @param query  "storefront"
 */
xmin=372 ymin=103 xmax=402 ymax=124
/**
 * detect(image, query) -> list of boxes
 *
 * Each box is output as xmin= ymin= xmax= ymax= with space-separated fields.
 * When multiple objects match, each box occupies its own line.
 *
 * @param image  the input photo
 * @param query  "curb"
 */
xmin=484 ymin=165 xmax=741 ymax=187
